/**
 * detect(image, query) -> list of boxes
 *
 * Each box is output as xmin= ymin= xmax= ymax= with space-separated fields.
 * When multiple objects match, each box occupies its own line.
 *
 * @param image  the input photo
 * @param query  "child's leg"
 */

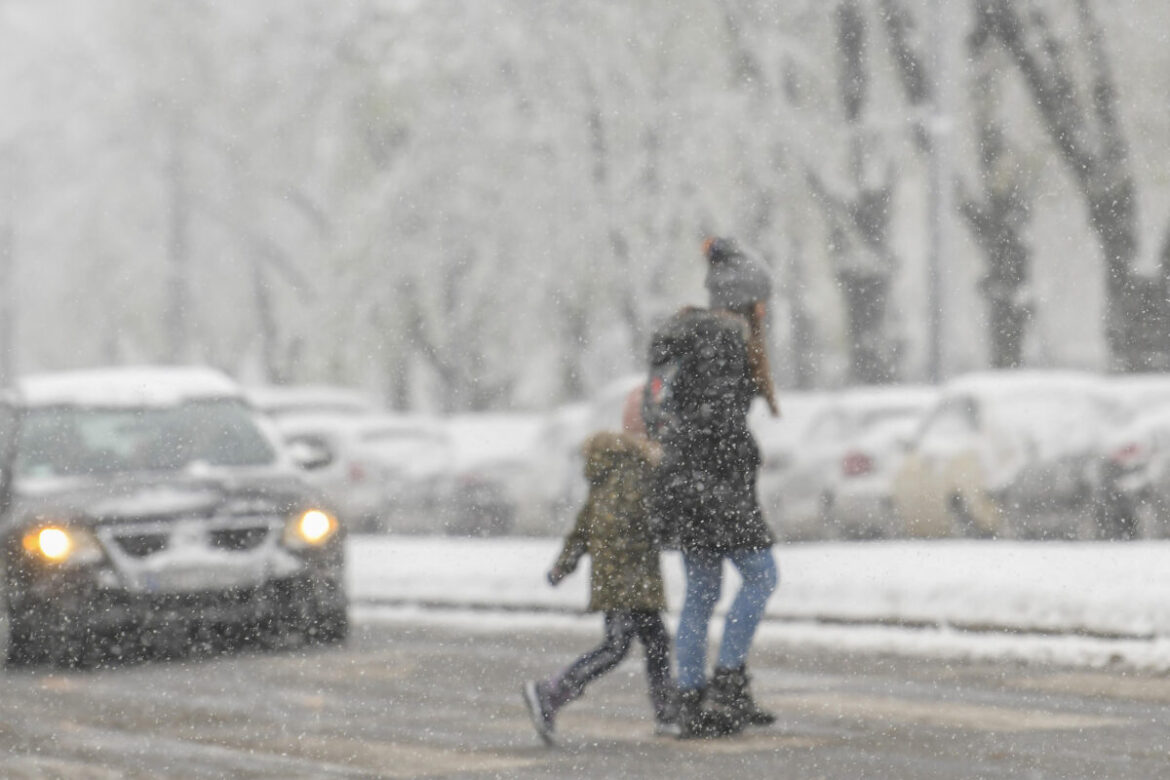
xmin=633 ymin=610 xmax=675 ymax=720
xmin=545 ymin=611 xmax=637 ymax=710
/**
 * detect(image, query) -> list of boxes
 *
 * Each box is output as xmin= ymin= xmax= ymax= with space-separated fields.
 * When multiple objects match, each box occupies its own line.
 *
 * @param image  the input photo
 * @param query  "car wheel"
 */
xmin=815 ymin=492 xmax=833 ymax=538
xmin=484 ymin=505 xmax=515 ymax=537
xmin=5 ymin=605 xmax=67 ymax=668
xmin=307 ymin=607 xmax=348 ymax=645
xmin=1093 ymin=491 xmax=1137 ymax=540
xmin=1134 ymin=497 xmax=1164 ymax=540
xmin=5 ymin=617 xmax=46 ymax=667
xmin=948 ymin=493 xmax=991 ymax=539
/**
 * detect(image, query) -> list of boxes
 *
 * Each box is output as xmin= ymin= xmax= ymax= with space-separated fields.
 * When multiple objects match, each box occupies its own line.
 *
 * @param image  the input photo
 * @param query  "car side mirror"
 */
xmin=287 ymin=440 xmax=334 ymax=471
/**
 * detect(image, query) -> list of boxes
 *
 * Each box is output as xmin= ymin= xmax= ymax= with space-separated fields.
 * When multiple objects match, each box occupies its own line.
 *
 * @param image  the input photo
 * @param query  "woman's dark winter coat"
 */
xmin=649 ymin=308 xmax=776 ymax=553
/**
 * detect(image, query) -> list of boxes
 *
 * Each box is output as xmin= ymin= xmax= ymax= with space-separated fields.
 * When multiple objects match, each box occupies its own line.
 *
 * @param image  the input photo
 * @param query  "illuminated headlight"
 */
xmin=21 ymin=525 xmax=104 ymax=565
xmin=284 ymin=509 xmax=338 ymax=548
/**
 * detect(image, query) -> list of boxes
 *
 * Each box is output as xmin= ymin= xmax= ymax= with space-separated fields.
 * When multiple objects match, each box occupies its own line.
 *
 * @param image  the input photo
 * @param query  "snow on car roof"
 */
xmin=245 ymin=384 xmax=378 ymax=416
xmin=943 ymin=369 xmax=1106 ymax=397
xmin=1100 ymin=373 xmax=1170 ymax=408
xmin=832 ymin=384 xmax=939 ymax=410
xmin=16 ymin=366 xmax=244 ymax=408
xmin=750 ymin=391 xmax=832 ymax=447
xmin=1112 ymin=403 xmax=1170 ymax=437
xmin=275 ymin=411 xmax=446 ymax=441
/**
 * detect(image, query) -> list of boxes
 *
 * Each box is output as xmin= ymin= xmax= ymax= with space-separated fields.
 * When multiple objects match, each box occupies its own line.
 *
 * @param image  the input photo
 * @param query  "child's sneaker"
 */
xmin=522 ymin=680 xmax=557 ymax=746
xmin=653 ymin=687 xmax=681 ymax=737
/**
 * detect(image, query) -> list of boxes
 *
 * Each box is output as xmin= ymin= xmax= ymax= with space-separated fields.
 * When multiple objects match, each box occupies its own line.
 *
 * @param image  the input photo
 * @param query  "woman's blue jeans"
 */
xmin=675 ymin=547 xmax=779 ymax=691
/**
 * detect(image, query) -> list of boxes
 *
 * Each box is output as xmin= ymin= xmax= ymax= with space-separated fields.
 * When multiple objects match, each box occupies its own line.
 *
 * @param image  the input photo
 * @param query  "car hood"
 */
xmin=6 ymin=468 xmax=316 ymax=528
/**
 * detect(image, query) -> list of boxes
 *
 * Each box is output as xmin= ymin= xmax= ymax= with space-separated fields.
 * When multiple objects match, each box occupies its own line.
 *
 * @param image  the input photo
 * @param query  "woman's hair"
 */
xmin=730 ymin=302 xmax=780 ymax=417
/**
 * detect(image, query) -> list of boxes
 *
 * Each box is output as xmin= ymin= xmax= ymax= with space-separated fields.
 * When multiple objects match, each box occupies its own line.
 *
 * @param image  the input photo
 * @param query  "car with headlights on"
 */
xmin=0 ymin=366 xmax=347 ymax=667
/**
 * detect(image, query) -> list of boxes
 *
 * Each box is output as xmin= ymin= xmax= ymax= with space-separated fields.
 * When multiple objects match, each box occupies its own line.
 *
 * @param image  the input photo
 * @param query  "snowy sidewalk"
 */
xmin=346 ymin=536 xmax=1170 ymax=641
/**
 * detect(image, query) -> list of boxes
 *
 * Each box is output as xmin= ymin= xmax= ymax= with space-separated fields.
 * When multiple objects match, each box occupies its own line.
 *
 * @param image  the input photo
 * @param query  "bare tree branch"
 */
xmin=976 ymin=0 xmax=1094 ymax=177
xmin=193 ymin=197 xmax=315 ymax=300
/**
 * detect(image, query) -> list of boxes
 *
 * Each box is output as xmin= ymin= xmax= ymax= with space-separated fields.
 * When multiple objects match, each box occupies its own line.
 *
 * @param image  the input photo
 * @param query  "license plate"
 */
xmin=150 ymin=566 xmax=260 ymax=593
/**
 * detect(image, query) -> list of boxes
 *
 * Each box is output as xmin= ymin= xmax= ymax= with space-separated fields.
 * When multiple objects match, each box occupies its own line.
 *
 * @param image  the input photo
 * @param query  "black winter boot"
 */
xmin=676 ymin=687 xmax=744 ymax=739
xmin=709 ymin=665 xmax=776 ymax=727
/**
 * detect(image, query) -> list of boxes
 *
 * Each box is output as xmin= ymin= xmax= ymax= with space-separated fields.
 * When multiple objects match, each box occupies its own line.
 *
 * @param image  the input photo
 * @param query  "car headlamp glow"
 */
xmin=21 ymin=525 xmax=103 ymax=565
xmin=284 ymin=509 xmax=338 ymax=547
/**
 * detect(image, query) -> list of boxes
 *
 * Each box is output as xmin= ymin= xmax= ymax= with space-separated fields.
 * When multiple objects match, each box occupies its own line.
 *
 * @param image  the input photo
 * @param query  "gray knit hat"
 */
xmin=703 ymin=236 xmax=772 ymax=310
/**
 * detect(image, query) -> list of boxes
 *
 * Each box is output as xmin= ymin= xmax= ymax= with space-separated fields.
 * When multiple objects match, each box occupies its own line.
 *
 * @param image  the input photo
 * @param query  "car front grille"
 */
xmin=209 ymin=527 xmax=269 ymax=551
xmin=107 ymin=521 xmax=273 ymax=558
xmin=114 ymin=533 xmax=170 ymax=558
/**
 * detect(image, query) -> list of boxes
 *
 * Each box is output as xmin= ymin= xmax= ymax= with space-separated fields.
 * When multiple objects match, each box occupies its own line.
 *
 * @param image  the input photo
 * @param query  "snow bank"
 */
xmin=346 ymin=536 xmax=1170 ymax=640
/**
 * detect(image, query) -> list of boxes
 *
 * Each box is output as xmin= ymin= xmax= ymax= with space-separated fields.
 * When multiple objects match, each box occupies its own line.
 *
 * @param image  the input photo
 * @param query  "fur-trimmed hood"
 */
xmin=582 ymin=431 xmax=660 ymax=486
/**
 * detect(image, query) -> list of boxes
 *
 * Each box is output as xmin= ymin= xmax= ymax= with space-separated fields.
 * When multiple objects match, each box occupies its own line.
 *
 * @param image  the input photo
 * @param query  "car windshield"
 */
xmin=14 ymin=399 xmax=277 ymax=478
xmin=917 ymin=396 xmax=979 ymax=446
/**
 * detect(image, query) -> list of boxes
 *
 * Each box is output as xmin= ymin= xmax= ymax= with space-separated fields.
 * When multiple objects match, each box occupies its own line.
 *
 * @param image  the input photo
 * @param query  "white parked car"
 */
xmin=892 ymin=371 xmax=1124 ymax=540
xmin=1089 ymin=405 xmax=1170 ymax=540
xmin=825 ymin=411 xmax=929 ymax=539
xmin=528 ymin=402 xmax=593 ymax=533
xmin=751 ymin=392 xmax=831 ymax=523
xmin=275 ymin=413 xmax=454 ymax=534
xmin=1083 ymin=373 xmax=1170 ymax=537
xmin=1099 ymin=373 xmax=1170 ymax=418
xmin=758 ymin=386 xmax=936 ymax=541
xmin=440 ymin=413 xmax=546 ymax=536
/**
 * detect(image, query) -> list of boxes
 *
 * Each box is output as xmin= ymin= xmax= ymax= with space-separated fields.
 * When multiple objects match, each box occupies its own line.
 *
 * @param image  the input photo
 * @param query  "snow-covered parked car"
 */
xmin=0 ymin=367 xmax=347 ymax=667
xmin=752 ymin=391 xmax=831 ymax=531
xmin=1082 ymin=373 xmax=1170 ymax=539
xmin=273 ymin=413 xmax=400 ymax=533
xmin=246 ymin=383 xmax=379 ymax=422
xmin=892 ymin=371 xmax=1123 ymax=540
xmin=528 ymin=402 xmax=592 ymax=534
xmin=440 ymin=413 xmax=546 ymax=536
xmin=757 ymin=386 xmax=936 ymax=541
xmin=276 ymin=413 xmax=455 ymax=535
xmin=825 ymin=406 xmax=934 ymax=540
xmin=1088 ymin=405 xmax=1170 ymax=540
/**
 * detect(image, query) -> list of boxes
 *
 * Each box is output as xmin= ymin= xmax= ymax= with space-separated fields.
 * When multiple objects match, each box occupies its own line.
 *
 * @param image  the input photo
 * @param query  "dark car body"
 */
xmin=0 ymin=367 xmax=347 ymax=666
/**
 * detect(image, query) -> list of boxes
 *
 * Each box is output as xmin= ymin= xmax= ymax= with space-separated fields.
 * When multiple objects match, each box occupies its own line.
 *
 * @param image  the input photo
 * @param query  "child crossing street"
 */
xmin=522 ymin=430 xmax=677 ymax=744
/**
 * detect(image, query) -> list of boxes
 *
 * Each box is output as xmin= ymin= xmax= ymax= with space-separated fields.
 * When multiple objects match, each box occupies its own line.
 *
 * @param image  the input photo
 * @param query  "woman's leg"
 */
xmin=675 ymin=550 xmax=723 ymax=691
xmin=715 ymin=547 xmax=778 ymax=670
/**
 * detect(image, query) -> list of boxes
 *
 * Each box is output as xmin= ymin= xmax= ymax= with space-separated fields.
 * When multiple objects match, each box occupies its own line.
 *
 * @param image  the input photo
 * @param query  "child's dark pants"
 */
xmin=546 ymin=609 xmax=674 ymax=720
